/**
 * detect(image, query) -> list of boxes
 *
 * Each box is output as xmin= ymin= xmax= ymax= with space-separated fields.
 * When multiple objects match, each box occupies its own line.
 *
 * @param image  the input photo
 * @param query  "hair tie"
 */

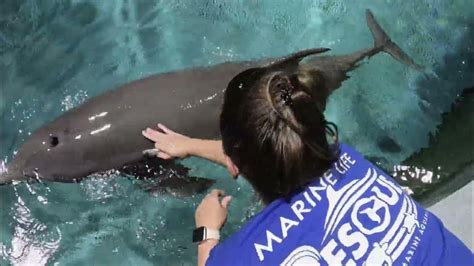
xmin=281 ymin=88 xmax=293 ymax=105
xmin=280 ymin=78 xmax=295 ymax=106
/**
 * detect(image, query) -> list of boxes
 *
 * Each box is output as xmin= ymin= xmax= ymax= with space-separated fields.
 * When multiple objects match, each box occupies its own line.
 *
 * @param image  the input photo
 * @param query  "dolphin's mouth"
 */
xmin=21 ymin=169 xmax=45 ymax=183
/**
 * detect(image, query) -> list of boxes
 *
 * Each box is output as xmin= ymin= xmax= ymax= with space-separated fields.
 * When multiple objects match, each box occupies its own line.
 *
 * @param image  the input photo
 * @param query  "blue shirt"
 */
xmin=207 ymin=144 xmax=472 ymax=265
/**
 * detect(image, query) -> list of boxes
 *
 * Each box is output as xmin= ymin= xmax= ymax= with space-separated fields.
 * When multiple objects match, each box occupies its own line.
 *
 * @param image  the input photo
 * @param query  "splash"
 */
xmin=1 ymin=196 xmax=61 ymax=266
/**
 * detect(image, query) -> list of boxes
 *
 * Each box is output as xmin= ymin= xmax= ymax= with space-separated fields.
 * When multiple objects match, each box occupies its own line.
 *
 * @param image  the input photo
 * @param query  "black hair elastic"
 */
xmin=281 ymin=88 xmax=293 ymax=106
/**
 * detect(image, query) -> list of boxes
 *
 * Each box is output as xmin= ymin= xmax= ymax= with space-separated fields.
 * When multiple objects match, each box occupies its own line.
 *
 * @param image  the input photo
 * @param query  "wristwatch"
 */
xmin=192 ymin=226 xmax=220 ymax=243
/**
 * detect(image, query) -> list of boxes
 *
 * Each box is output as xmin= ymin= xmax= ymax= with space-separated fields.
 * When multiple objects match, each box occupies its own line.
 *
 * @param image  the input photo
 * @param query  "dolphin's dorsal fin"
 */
xmin=266 ymin=47 xmax=331 ymax=70
xmin=226 ymin=48 xmax=330 ymax=93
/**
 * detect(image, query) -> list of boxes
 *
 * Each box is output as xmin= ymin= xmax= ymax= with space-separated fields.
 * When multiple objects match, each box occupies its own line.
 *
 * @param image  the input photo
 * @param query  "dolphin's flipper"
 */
xmin=140 ymin=175 xmax=216 ymax=198
xmin=120 ymin=157 xmax=215 ymax=197
xmin=366 ymin=9 xmax=424 ymax=71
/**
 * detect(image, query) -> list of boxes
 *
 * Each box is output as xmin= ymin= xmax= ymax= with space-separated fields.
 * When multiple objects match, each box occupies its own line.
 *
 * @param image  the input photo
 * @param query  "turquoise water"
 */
xmin=0 ymin=0 xmax=473 ymax=265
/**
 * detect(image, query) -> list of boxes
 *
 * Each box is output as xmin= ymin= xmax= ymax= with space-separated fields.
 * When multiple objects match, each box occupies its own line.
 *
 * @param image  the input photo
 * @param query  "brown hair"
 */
xmin=220 ymin=65 xmax=338 ymax=204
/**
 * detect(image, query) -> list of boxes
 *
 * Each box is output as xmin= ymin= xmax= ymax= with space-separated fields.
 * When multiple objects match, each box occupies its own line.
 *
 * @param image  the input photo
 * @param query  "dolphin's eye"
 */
xmin=49 ymin=135 xmax=59 ymax=147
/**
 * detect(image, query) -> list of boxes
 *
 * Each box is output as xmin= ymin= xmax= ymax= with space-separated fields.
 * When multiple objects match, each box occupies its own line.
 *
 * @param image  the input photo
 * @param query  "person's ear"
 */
xmin=225 ymin=155 xmax=239 ymax=178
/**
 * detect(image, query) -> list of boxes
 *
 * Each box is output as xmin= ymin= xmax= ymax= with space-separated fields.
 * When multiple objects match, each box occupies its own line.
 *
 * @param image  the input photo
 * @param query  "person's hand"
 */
xmin=195 ymin=189 xmax=232 ymax=230
xmin=142 ymin=123 xmax=193 ymax=159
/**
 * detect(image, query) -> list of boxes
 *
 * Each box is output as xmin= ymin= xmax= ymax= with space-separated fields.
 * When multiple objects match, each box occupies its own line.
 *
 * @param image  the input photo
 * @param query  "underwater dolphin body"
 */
xmin=392 ymin=87 xmax=474 ymax=207
xmin=0 ymin=10 xmax=422 ymax=190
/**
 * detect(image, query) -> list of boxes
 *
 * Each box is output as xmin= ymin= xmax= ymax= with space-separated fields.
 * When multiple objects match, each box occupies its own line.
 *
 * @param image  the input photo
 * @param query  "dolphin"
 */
xmin=0 ymin=10 xmax=422 ymax=192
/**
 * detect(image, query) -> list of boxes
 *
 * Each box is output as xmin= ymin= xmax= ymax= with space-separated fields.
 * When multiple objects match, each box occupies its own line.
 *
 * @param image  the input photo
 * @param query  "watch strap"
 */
xmin=205 ymin=228 xmax=220 ymax=240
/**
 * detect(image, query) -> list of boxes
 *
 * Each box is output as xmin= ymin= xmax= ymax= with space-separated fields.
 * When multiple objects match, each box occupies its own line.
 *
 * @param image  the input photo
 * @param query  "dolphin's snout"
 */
xmin=0 ymin=171 xmax=18 ymax=185
xmin=0 ymin=162 xmax=25 ymax=185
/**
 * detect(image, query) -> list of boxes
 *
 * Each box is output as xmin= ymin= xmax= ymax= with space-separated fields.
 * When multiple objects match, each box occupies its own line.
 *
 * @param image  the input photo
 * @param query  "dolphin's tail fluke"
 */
xmin=366 ymin=9 xmax=424 ymax=71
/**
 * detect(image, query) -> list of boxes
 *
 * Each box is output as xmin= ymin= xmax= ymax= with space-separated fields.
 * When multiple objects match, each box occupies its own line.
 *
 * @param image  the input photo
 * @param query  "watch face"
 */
xmin=192 ymin=227 xmax=205 ymax=243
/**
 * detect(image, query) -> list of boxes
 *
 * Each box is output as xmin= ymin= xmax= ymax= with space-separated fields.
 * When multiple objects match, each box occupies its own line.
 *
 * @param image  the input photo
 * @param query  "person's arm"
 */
xmin=195 ymin=189 xmax=232 ymax=266
xmin=142 ymin=124 xmax=226 ymax=166
xmin=187 ymin=139 xmax=227 ymax=166
xmin=198 ymin=239 xmax=219 ymax=266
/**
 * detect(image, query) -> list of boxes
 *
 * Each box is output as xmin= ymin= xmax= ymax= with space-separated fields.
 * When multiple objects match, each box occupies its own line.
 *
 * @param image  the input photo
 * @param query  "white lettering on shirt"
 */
xmin=255 ymin=230 xmax=283 ymax=261
xmin=291 ymin=200 xmax=311 ymax=221
xmin=253 ymin=151 xmax=358 ymax=262
xmin=280 ymin=217 xmax=299 ymax=238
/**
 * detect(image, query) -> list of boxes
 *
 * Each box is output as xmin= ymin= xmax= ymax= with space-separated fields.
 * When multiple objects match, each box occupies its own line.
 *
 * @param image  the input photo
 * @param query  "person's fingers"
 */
xmin=142 ymin=129 xmax=155 ymax=141
xmin=142 ymin=128 xmax=164 ymax=142
xmin=221 ymin=195 xmax=232 ymax=208
xmin=154 ymin=143 xmax=174 ymax=157
xmin=154 ymin=141 xmax=170 ymax=151
xmin=157 ymin=152 xmax=172 ymax=160
xmin=157 ymin=123 xmax=174 ymax=135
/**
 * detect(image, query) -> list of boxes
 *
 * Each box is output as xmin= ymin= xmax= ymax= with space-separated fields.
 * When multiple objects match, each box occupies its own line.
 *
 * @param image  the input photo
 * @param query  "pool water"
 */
xmin=0 ymin=0 xmax=473 ymax=265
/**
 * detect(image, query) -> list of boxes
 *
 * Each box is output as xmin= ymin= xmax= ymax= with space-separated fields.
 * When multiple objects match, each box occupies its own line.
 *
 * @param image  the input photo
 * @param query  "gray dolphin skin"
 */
xmin=0 ymin=10 xmax=421 ymax=191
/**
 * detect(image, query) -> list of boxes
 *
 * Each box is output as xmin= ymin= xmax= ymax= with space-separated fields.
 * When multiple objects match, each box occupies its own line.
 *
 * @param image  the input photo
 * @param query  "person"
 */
xmin=142 ymin=63 xmax=472 ymax=265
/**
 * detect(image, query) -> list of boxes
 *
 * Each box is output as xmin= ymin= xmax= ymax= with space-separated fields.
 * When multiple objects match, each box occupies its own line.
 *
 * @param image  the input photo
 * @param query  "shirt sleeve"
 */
xmin=205 ymin=242 xmax=233 ymax=266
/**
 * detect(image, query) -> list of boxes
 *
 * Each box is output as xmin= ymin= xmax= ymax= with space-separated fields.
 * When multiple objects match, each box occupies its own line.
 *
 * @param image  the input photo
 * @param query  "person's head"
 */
xmin=220 ymin=52 xmax=339 ymax=204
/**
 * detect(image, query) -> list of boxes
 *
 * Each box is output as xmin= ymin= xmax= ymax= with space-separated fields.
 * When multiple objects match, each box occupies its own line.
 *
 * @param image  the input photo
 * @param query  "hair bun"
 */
xmin=290 ymin=89 xmax=313 ymax=106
